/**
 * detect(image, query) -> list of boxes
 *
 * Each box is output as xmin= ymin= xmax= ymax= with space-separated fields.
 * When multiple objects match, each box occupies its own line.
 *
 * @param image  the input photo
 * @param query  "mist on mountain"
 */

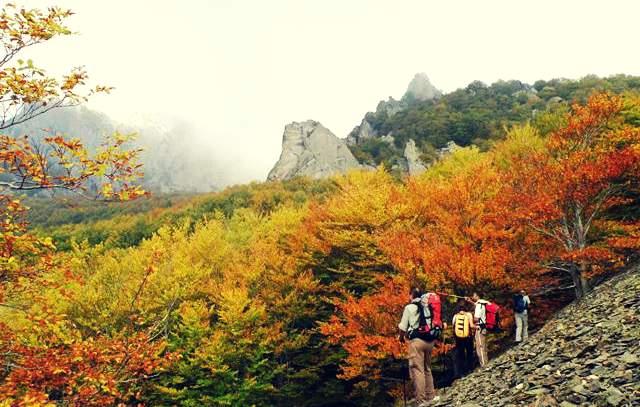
xmin=5 ymin=107 xmax=254 ymax=193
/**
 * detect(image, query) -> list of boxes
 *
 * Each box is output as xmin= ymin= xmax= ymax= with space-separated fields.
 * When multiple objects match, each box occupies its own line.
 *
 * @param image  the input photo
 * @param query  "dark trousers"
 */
xmin=454 ymin=337 xmax=474 ymax=378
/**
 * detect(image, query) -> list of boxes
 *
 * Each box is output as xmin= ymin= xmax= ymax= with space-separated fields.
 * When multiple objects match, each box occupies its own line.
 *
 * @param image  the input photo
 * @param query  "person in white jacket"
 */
xmin=467 ymin=292 xmax=489 ymax=367
xmin=513 ymin=289 xmax=531 ymax=343
xmin=398 ymin=287 xmax=435 ymax=406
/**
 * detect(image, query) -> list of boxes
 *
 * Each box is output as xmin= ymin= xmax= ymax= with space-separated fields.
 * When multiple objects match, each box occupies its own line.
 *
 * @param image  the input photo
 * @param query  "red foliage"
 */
xmin=2 ymin=332 xmax=175 ymax=406
xmin=320 ymin=93 xmax=640 ymax=392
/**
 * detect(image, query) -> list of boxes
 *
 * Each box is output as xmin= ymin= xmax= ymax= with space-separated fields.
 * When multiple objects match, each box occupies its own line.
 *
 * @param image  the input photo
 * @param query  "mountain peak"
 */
xmin=404 ymin=72 xmax=441 ymax=101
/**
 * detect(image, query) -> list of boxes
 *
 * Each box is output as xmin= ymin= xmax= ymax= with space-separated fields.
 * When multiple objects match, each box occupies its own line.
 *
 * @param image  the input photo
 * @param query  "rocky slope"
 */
xmin=267 ymin=120 xmax=363 ymax=181
xmin=433 ymin=267 xmax=640 ymax=407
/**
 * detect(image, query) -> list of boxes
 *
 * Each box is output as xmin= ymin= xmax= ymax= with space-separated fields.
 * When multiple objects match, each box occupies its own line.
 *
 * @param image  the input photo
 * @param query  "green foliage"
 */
xmin=532 ymin=104 xmax=569 ymax=136
xmin=23 ymin=188 xmax=350 ymax=406
xmin=349 ymin=75 xmax=640 ymax=165
xmin=352 ymin=138 xmax=399 ymax=167
xmin=27 ymin=178 xmax=337 ymax=251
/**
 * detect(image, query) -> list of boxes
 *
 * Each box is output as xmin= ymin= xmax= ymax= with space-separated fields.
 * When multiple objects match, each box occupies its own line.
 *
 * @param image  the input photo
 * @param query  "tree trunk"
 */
xmin=579 ymin=261 xmax=591 ymax=297
xmin=570 ymin=264 xmax=584 ymax=300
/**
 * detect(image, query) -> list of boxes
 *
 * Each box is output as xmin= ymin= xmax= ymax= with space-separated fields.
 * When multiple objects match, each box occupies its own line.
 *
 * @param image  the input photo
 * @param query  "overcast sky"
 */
xmin=25 ymin=0 xmax=640 ymax=183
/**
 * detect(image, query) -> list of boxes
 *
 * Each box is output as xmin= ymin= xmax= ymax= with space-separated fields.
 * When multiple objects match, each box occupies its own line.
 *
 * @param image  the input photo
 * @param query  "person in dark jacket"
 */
xmin=513 ymin=289 xmax=531 ymax=343
xmin=451 ymin=300 xmax=476 ymax=378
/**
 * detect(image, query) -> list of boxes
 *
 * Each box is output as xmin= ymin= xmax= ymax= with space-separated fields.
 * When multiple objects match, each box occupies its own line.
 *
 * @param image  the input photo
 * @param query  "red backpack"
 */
xmin=408 ymin=293 xmax=443 ymax=341
xmin=423 ymin=292 xmax=443 ymax=329
xmin=482 ymin=302 xmax=501 ymax=332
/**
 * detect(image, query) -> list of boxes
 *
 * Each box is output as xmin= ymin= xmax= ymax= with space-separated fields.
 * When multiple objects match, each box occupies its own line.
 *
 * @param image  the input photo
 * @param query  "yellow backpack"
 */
xmin=453 ymin=312 xmax=471 ymax=338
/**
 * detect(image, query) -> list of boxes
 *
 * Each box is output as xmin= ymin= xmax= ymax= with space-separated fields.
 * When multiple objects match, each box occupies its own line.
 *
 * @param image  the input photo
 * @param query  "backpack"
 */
xmin=407 ymin=293 xmax=443 ymax=341
xmin=514 ymin=294 xmax=527 ymax=314
xmin=481 ymin=302 xmax=501 ymax=333
xmin=453 ymin=312 xmax=471 ymax=339
xmin=423 ymin=292 xmax=443 ymax=329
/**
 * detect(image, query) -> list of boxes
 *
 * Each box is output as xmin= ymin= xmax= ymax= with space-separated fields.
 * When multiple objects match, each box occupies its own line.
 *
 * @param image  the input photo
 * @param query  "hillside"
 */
xmin=5 ymin=108 xmax=227 ymax=193
xmin=433 ymin=267 xmax=640 ymax=407
xmin=269 ymin=74 xmax=640 ymax=180
xmin=25 ymin=177 xmax=337 ymax=250
xmin=4 ymin=92 xmax=640 ymax=405
xmin=347 ymin=75 xmax=640 ymax=167
xmin=6 ymin=92 xmax=636 ymax=406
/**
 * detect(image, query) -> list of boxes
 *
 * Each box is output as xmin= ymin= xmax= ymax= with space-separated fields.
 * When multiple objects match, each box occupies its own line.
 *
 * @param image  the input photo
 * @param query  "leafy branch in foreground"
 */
xmin=0 ymin=3 xmax=173 ymax=405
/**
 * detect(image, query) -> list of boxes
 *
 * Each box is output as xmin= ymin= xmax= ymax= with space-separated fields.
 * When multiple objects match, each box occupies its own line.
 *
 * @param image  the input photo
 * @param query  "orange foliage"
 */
xmin=1 ymin=332 xmax=175 ymax=406
xmin=503 ymin=93 xmax=640 ymax=292
xmin=320 ymin=92 xmax=640 ymax=392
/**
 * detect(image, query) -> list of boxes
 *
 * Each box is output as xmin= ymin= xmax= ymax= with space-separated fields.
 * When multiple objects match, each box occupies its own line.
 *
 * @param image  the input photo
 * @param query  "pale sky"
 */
xmin=25 ymin=0 xmax=640 ymax=183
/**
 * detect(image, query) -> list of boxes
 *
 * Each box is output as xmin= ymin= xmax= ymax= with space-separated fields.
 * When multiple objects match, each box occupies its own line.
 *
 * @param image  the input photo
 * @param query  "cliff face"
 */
xmin=403 ymin=139 xmax=427 ymax=176
xmin=433 ymin=267 xmax=640 ymax=407
xmin=269 ymin=73 xmax=443 ymax=180
xmin=267 ymin=120 xmax=362 ymax=181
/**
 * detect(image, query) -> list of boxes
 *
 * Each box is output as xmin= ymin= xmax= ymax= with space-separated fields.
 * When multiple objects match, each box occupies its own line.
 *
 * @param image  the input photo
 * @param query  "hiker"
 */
xmin=467 ymin=293 xmax=490 ymax=367
xmin=398 ymin=287 xmax=436 ymax=406
xmin=452 ymin=300 xmax=475 ymax=378
xmin=513 ymin=289 xmax=531 ymax=343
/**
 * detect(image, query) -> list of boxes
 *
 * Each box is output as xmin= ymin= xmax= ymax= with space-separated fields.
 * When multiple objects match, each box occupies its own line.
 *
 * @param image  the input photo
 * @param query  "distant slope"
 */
xmin=5 ymin=107 xmax=226 ymax=193
xmin=26 ymin=177 xmax=338 ymax=250
xmin=348 ymin=75 xmax=640 ymax=169
xmin=433 ymin=266 xmax=640 ymax=406
xmin=268 ymin=74 xmax=640 ymax=181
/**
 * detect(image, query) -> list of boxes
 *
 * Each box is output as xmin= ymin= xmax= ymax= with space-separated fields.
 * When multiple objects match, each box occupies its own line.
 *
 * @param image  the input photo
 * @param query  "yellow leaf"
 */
xmin=101 ymin=183 xmax=113 ymax=196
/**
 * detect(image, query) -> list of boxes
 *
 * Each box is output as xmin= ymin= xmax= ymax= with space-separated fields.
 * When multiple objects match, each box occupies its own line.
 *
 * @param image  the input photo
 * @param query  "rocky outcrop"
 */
xmin=403 ymin=139 xmax=427 ymax=175
xmin=433 ymin=267 xmax=640 ymax=407
xmin=267 ymin=120 xmax=361 ymax=181
xmin=376 ymin=97 xmax=406 ymax=117
xmin=347 ymin=74 xmax=441 ymax=147
xmin=404 ymin=72 xmax=442 ymax=102
xmin=347 ymin=98 xmax=406 ymax=146
xmin=271 ymin=73 xmax=445 ymax=179
xmin=438 ymin=141 xmax=461 ymax=158
xmin=346 ymin=118 xmax=376 ymax=146
xmin=380 ymin=134 xmax=395 ymax=145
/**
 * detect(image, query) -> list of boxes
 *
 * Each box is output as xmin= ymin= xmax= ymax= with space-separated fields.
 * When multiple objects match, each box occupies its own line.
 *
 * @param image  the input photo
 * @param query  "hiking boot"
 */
xmin=418 ymin=396 xmax=440 ymax=407
xmin=418 ymin=396 xmax=441 ymax=406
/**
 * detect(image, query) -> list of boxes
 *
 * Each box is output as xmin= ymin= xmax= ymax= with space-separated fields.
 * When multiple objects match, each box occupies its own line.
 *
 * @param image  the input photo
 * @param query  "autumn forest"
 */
xmin=1 ymin=4 xmax=640 ymax=407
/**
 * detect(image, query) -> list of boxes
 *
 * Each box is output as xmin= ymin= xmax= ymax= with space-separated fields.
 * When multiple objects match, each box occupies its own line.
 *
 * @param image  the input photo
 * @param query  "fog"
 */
xmin=23 ymin=0 xmax=640 ymax=186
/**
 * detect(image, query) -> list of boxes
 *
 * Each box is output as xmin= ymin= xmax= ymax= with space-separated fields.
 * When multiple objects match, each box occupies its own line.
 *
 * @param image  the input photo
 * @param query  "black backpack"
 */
xmin=514 ymin=294 xmax=527 ymax=314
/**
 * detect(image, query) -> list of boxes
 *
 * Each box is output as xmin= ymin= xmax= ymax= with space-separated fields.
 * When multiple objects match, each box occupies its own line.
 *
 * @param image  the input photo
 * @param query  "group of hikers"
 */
xmin=398 ymin=287 xmax=531 ymax=406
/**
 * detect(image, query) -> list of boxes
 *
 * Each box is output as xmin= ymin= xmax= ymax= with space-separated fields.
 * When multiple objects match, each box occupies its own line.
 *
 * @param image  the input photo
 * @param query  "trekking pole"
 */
xmin=403 ymin=373 xmax=407 ymax=407
xmin=400 ymin=352 xmax=407 ymax=407
xmin=379 ymin=374 xmax=407 ymax=406
xmin=442 ymin=328 xmax=447 ymax=381
xmin=437 ymin=291 xmax=468 ymax=300
xmin=389 ymin=353 xmax=407 ymax=407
